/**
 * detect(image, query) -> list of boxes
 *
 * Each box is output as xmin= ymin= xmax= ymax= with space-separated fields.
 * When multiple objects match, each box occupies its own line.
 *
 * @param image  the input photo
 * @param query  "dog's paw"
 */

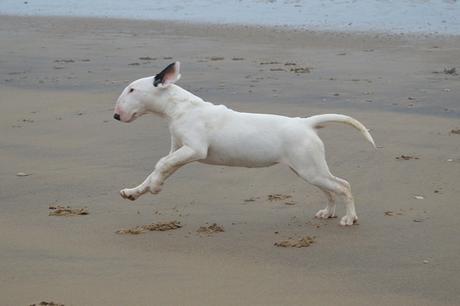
xmin=340 ymin=214 xmax=358 ymax=226
xmin=315 ymin=207 xmax=337 ymax=219
xmin=120 ymin=188 xmax=139 ymax=201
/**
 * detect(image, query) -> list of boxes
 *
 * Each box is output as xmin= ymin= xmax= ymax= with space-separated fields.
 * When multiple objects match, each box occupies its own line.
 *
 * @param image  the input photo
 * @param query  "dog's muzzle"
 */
xmin=113 ymin=113 xmax=121 ymax=121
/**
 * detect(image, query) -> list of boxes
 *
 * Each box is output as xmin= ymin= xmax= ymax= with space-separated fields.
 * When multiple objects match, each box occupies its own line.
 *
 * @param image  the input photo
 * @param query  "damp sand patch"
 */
xmin=395 ymin=154 xmax=419 ymax=160
xmin=274 ymin=236 xmax=315 ymax=248
xmin=30 ymin=302 xmax=64 ymax=306
xmin=267 ymin=194 xmax=292 ymax=201
xmin=115 ymin=220 xmax=182 ymax=235
xmin=290 ymin=67 xmax=311 ymax=73
xmin=48 ymin=205 xmax=89 ymax=216
xmin=197 ymin=223 xmax=225 ymax=235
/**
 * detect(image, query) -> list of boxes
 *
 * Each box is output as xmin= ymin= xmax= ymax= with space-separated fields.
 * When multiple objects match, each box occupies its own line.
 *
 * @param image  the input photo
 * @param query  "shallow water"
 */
xmin=1 ymin=0 xmax=459 ymax=35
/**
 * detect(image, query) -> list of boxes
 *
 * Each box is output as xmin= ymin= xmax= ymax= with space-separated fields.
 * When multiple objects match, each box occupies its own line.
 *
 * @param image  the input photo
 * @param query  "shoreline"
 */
xmin=2 ymin=13 xmax=460 ymax=40
xmin=1 ymin=0 xmax=459 ymax=36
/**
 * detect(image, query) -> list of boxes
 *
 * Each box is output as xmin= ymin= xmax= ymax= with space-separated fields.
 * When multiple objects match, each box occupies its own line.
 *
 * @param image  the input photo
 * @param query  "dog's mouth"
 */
xmin=124 ymin=112 xmax=138 ymax=123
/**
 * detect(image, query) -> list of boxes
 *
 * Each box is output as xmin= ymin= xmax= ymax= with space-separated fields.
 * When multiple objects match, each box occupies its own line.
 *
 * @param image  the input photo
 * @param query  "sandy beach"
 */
xmin=1 ymin=15 xmax=459 ymax=306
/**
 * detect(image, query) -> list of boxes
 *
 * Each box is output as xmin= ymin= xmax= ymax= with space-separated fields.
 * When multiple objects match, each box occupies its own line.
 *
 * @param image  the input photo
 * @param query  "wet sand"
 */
xmin=1 ymin=15 xmax=459 ymax=306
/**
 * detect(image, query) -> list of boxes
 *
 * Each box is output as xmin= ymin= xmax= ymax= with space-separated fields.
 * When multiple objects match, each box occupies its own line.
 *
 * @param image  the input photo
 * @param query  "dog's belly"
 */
xmin=200 ymin=154 xmax=279 ymax=168
xmin=199 ymin=140 xmax=281 ymax=168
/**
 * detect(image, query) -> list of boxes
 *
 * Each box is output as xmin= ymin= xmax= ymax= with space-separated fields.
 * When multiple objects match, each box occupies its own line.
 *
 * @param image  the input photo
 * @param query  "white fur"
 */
xmin=114 ymin=62 xmax=375 ymax=226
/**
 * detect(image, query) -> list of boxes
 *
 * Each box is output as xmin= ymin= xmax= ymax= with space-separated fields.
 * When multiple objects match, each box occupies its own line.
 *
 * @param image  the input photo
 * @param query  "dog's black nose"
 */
xmin=113 ymin=113 xmax=120 ymax=121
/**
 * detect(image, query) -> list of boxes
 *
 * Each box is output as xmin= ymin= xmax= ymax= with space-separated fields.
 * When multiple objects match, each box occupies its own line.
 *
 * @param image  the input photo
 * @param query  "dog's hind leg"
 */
xmin=287 ymin=141 xmax=357 ymax=226
xmin=315 ymin=189 xmax=336 ymax=219
xmin=315 ymin=176 xmax=357 ymax=226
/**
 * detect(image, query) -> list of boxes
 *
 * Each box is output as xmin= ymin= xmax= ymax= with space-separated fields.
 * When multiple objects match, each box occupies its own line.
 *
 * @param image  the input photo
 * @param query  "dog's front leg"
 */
xmin=120 ymin=146 xmax=205 ymax=201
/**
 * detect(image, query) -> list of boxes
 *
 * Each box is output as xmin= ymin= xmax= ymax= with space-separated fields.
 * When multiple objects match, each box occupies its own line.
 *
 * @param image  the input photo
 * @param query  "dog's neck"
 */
xmin=147 ymin=84 xmax=206 ymax=121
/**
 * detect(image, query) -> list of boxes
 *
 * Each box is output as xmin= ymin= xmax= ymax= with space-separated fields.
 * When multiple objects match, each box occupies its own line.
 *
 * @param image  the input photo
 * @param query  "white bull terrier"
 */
xmin=113 ymin=62 xmax=375 ymax=226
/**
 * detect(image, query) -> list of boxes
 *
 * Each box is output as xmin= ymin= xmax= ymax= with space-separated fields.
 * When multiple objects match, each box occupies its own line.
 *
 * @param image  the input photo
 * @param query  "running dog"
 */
xmin=113 ymin=62 xmax=375 ymax=226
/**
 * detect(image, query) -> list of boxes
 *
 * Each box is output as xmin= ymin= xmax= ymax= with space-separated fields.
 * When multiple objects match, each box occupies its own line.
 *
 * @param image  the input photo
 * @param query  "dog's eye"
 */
xmin=129 ymin=88 xmax=135 ymax=93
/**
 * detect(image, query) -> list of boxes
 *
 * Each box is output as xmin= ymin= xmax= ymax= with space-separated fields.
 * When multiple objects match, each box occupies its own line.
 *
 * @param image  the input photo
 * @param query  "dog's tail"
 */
xmin=305 ymin=114 xmax=376 ymax=148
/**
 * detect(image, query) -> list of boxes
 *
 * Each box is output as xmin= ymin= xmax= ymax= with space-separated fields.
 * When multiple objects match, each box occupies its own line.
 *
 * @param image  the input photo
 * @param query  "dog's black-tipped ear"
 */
xmin=153 ymin=61 xmax=181 ymax=88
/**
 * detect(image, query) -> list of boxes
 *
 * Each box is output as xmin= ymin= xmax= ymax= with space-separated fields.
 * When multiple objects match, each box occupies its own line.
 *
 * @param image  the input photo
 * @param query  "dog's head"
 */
xmin=113 ymin=61 xmax=181 ymax=122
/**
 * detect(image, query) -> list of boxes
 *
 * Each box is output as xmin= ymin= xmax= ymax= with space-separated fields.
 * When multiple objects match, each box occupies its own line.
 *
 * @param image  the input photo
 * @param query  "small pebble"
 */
xmin=16 ymin=172 xmax=31 ymax=177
